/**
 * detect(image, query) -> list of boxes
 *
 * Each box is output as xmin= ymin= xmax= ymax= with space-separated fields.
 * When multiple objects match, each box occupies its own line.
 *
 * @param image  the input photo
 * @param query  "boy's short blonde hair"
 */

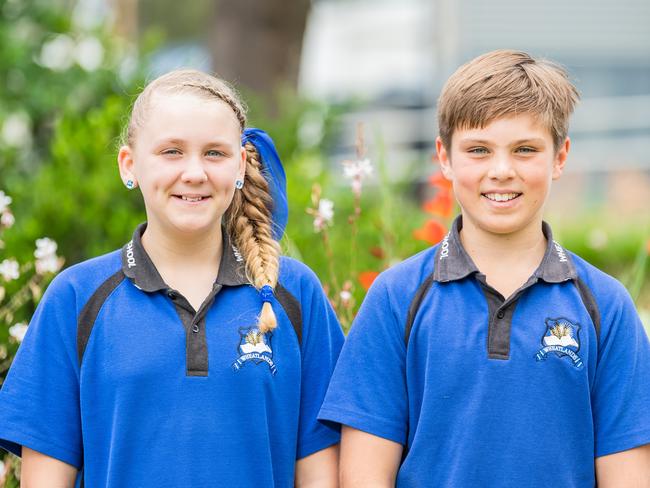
xmin=437 ymin=50 xmax=579 ymax=151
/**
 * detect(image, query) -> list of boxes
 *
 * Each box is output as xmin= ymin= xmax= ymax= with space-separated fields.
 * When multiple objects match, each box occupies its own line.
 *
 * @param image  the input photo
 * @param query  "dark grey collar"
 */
xmin=121 ymin=223 xmax=249 ymax=292
xmin=433 ymin=216 xmax=576 ymax=283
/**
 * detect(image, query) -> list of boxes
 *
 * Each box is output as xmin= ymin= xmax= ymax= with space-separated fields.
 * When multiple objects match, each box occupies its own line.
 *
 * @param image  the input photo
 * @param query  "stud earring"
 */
xmin=126 ymin=179 xmax=136 ymax=190
xmin=235 ymin=179 xmax=244 ymax=190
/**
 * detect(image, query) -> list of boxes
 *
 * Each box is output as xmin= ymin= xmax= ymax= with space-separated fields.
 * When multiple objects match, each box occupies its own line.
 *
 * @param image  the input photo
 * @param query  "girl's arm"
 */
xmin=295 ymin=444 xmax=339 ymax=487
xmin=596 ymin=444 xmax=650 ymax=487
xmin=339 ymin=426 xmax=402 ymax=487
xmin=21 ymin=446 xmax=78 ymax=488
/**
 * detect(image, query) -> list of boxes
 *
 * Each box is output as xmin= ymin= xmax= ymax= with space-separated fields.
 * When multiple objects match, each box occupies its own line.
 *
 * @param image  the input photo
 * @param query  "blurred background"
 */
xmin=0 ymin=0 xmax=648 ymax=480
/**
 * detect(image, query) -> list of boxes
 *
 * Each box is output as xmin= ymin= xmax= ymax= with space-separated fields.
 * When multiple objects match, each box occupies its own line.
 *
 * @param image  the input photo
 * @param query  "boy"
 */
xmin=318 ymin=50 xmax=650 ymax=486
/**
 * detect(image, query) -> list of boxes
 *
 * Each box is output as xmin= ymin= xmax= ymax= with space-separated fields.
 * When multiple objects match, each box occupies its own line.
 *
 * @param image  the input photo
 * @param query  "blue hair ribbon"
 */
xmin=241 ymin=128 xmax=288 ymax=241
xmin=259 ymin=284 xmax=274 ymax=303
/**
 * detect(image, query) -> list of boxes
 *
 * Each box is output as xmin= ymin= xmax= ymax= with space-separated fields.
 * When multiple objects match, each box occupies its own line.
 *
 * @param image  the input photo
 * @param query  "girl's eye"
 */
xmin=206 ymin=150 xmax=224 ymax=157
xmin=162 ymin=149 xmax=181 ymax=156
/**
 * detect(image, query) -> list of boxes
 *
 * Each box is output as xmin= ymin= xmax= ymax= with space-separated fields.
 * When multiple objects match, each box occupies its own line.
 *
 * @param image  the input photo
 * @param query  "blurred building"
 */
xmin=299 ymin=0 xmax=650 ymax=215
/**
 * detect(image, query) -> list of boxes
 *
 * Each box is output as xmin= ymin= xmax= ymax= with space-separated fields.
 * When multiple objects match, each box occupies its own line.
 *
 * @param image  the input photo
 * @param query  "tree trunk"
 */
xmin=210 ymin=0 xmax=311 ymax=110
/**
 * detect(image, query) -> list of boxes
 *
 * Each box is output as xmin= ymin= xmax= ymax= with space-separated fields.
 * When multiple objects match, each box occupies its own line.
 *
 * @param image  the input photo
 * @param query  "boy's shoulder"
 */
xmin=567 ymin=249 xmax=634 ymax=308
xmin=371 ymin=244 xmax=440 ymax=295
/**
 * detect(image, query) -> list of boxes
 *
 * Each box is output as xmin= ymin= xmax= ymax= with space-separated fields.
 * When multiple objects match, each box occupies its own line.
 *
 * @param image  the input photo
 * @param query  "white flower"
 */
xmin=318 ymin=199 xmax=334 ymax=222
xmin=342 ymin=158 xmax=373 ymax=180
xmin=35 ymin=238 xmax=62 ymax=274
xmin=0 ymin=191 xmax=12 ymax=213
xmin=39 ymin=34 xmax=76 ymax=71
xmin=340 ymin=290 xmax=352 ymax=302
xmin=75 ymin=36 xmax=104 ymax=71
xmin=1 ymin=211 xmax=15 ymax=228
xmin=34 ymin=237 xmax=58 ymax=259
xmin=9 ymin=322 xmax=28 ymax=342
xmin=313 ymin=199 xmax=335 ymax=232
xmin=35 ymin=255 xmax=61 ymax=274
xmin=0 ymin=258 xmax=19 ymax=281
xmin=1 ymin=112 xmax=32 ymax=148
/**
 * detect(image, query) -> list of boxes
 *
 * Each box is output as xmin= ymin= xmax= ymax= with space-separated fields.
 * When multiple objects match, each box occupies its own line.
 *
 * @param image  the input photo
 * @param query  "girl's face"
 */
xmin=119 ymin=92 xmax=246 ymax=238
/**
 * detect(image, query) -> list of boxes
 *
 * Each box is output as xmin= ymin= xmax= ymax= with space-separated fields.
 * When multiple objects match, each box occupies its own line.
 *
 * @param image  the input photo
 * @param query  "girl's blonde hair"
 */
xmin=124 ymin=69 xmax=281 ymax=332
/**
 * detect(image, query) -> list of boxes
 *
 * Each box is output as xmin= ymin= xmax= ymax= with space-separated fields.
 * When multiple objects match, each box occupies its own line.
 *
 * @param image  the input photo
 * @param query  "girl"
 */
xmin=0 ymin=70 xmax=343 ymax=487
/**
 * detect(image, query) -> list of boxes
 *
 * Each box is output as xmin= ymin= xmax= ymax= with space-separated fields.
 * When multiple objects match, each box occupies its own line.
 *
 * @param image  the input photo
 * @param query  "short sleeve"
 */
xmin=0 ymin=274 xmax=83 ymax=468
xmin=318 ymin=275 xmax=408 ymax=445
xmin=592 ymin=288 xmax=650 ymax=457
xmin=295 ymin=274 xmax=345 ymax=459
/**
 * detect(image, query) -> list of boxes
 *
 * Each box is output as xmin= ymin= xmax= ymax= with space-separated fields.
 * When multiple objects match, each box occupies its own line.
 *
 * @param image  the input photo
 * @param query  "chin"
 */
xmin=169 ymin=216 xmax=221 ymax=235
xmin=478 ymin=215 xmax=539 ymax=236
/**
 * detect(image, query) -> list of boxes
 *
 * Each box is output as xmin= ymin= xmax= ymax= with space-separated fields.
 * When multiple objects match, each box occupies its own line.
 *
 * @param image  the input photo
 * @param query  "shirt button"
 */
xmin=496 ymin=310 xmax=505 ymax=319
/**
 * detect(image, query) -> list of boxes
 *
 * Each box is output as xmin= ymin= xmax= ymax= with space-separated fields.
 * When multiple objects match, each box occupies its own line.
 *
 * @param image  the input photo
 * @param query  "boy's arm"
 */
xmin=295 ymin=445 xmax=339 ymax=487
xmin=595 ymin=444 xmax=650 ymax=487
xmin=340 ymin=427 xmax=403 ymax=487
xmin=21 ymin=446 xmax=78 ymax=488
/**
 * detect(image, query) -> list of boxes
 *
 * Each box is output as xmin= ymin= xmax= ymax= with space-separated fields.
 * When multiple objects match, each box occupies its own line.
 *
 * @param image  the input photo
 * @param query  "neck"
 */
xmin=459 ymin=217 xmax=547 ymax=272
xmin=141 ymin=221 xmax=223 ymax=272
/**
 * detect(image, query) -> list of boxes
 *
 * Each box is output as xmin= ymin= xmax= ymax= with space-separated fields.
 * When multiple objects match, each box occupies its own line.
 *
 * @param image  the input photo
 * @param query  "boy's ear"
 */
xmin=436 ymin=137 xmax=453 ymax=180
xmin=117 ymin=145 xmax=137 ymax=187
xmin=552 ymin=137 xmax=570 ymax=180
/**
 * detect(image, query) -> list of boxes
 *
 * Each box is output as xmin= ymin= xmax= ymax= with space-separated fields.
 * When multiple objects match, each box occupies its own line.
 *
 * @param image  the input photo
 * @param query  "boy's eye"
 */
xmin=516 ymin=146 xmax=537 ymax=153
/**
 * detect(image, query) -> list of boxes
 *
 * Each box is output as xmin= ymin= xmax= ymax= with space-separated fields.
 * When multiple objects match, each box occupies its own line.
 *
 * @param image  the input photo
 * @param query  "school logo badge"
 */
xmin=535 ymin=318 xmax=583 ymax=369
xmin=232 ymin=326 xmax=277 ymax=375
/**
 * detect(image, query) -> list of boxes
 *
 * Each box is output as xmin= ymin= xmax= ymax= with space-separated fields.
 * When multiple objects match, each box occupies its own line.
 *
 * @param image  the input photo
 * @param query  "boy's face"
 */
xmin=437 ymin=114 xmax=569 ymax=240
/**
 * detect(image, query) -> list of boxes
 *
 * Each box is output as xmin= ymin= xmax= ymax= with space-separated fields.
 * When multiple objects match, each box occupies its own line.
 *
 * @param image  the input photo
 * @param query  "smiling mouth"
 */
xmin=482 ymin=192 xmax=522 ymax=202
xmin=173 ymin=195 xmax=210 ymax=202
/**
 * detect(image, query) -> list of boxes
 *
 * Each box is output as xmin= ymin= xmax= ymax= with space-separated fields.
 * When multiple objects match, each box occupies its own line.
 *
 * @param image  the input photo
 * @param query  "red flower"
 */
xmin=422 ymin=189 xmax=454 ymax=218
xmin=358 ymin=271 xmax=380 ymax=291
xmin=369 ymin=246 xmax=385 ymax=259
xmin=413 ymin=219 xmax=447 ymax=245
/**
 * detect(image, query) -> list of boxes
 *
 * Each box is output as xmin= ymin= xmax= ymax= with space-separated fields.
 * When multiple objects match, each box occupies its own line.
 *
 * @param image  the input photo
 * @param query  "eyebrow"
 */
xmin=154 ymin=137 xmax=235 ymax=147
xmin=459 ymin=138 xmax=547 ymax=146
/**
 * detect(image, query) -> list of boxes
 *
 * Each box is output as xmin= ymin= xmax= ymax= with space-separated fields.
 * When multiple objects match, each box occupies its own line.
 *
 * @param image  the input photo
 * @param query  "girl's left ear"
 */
xmin=117 ymin=145 xmax=137 ymax=187
xmin=239 ymin=145 xmax=247 ymax=180
xmin=552 ymin=137 xmax=570 ymax=180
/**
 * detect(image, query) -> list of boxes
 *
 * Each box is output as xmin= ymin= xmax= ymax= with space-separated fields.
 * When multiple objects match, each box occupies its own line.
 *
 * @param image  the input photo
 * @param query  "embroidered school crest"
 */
xmin=232 ymin=326 xmax=277 ymax=375
xmin=535 ymin=318 xmax=583 ymax=369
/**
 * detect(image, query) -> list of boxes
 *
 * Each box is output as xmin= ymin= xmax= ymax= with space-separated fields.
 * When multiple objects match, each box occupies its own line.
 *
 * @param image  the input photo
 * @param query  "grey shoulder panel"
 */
xmin=405 ymin=273 xmax=435 ymax=345
xmin=275 ymin=283 xmax=303 ymax=346
xmin=573 ymin=277 xmax=601 ymax=342
xmin=77 ymin=270 xmax=126 ymax=364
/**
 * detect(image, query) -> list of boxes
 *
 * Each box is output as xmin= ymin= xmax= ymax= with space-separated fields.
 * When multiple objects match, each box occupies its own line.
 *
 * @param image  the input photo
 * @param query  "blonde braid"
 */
xmin=227 ymin=142 xmax=281 ymax=333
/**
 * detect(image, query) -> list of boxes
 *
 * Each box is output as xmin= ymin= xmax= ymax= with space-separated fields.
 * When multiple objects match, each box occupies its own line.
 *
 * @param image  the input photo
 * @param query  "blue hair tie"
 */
xmin=241 ymin=128 xmax=288 ymax=241
xmin=260 ymin=285 xmax=274 ymax=303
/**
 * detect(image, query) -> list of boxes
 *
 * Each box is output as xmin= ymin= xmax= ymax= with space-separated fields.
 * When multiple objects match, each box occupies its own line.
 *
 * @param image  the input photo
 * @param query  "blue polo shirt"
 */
xmin=0 ymin=224 xmax=344 ymax=487
xmin=319 ymin=217 xmax=650 ymax=487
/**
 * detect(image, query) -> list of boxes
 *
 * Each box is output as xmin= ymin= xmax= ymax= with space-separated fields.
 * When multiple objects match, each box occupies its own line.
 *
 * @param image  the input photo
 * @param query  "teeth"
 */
xmin=484 ymin=193 xmax=519 ymax=202
xmin=181 ymin=196 xmax=203 ymax=202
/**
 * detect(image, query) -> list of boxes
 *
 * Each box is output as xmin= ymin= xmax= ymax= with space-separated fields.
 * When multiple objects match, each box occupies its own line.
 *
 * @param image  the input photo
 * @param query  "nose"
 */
xmin=181 ymin=154 xmax=208 ymax=184
xmin=487 ymin=152 xmax=516 ymax=180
